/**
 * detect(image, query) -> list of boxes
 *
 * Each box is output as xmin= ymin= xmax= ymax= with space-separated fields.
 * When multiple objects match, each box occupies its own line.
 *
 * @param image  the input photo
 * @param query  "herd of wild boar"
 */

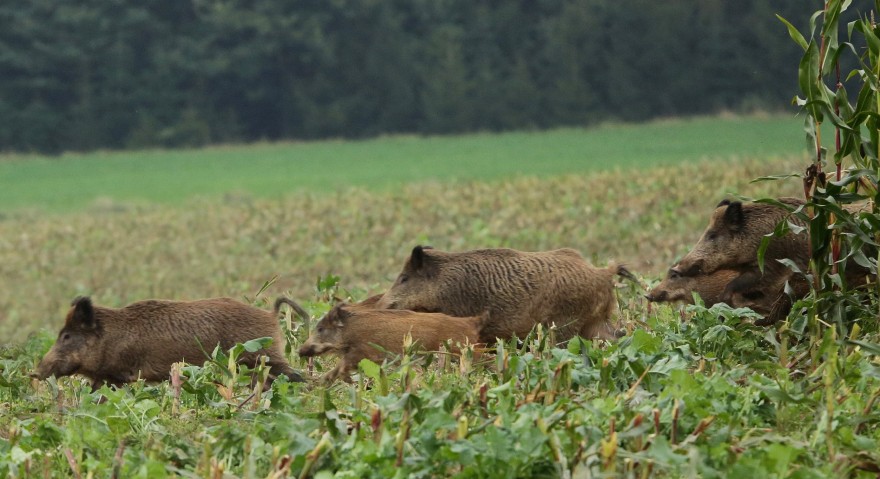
xmin=32 ymin=196 xmax=872 ymax=387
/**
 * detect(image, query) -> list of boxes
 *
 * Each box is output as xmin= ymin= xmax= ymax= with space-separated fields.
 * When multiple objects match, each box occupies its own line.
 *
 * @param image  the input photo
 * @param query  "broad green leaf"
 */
xmin=777 ymin=15 xmax=809 ymax=51
xmin=242 ymin=337 xmax=273 ymax=352
xmin=358 ymin=358 xmax=381 ymax=381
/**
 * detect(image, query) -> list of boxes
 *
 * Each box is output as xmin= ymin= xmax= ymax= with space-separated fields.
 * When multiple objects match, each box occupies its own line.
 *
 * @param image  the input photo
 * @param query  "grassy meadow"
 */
xmin=2 ymin=115 xmax=880 ymax=477
xmin=0 ymin=115 xmax=804 ymax=213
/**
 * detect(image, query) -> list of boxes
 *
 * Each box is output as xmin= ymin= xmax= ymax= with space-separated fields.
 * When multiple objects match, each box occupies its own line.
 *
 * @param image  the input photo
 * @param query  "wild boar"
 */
xmin=672 ymin=197 xmax=875 ymax=324
xmin=297 ymin=303 xmax=484 ymax=383
xmin=672 ymin=197 xmax=808 ymax=279
xmin=647 ymin=268 xmax=740 ymax=306
xmin=646 ymin=267 xmax=775 ymax=315
xmin=376 ymin=246 xmax=636 ymax=343
xmin=34 ymin=296 xmax=302 ymax=390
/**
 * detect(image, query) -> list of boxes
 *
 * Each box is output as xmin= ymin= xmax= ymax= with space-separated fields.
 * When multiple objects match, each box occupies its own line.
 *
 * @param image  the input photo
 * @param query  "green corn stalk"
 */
xmin=822 ymin=328 xmax=839 ymax=461
xmin=778 ymin=0 xmax=880 ymax=340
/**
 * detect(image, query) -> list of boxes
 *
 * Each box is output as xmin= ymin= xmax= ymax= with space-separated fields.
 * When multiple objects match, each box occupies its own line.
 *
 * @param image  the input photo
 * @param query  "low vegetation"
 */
xmin=2 ymin=286 xmax=879 ymax=477
xmin=5 ymin=146 xmax=878 ymax=476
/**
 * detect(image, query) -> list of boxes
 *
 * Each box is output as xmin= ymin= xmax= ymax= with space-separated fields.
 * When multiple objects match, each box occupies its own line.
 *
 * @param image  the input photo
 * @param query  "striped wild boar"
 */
xmin=33 ymin=296 xmax=302 ymax=389
xmin=298 ymin=303 xmax=484 ymax=383
xmin=376 ymin=246 xmax=635 ymax=343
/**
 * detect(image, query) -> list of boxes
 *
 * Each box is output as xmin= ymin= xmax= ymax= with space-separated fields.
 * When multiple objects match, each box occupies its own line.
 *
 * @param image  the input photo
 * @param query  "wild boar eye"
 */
xmin=62 ymin=333 xmax=71 ymax=341
xmin=399 ymin=274 xmax=409 ymax=284
xmin=706 ymin=233 xmax=718 ymax=241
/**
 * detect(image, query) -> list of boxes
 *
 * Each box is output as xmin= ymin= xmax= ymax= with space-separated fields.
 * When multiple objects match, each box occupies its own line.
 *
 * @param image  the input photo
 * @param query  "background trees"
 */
xmin=0 ymin=0 xmax=808 ymax=153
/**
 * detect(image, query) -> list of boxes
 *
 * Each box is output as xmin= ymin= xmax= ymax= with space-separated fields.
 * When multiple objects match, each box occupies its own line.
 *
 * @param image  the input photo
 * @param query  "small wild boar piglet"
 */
xmin=34 ymin=296 xmax=302 ymax=390
xmin=377 ymin=246 xmax=636 ymax=343
xmin=298 ymin=304 xmax=483 ymax=383
xmin=646 ymin=267 xmax=773 ymax=314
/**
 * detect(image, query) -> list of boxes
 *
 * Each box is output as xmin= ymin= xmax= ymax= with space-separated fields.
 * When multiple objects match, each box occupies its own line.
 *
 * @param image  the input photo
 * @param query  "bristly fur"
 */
xmin=377 ymin=246 xmax=627 ymax=342
xmin=35 ymin=297 xmax=303 ymax=390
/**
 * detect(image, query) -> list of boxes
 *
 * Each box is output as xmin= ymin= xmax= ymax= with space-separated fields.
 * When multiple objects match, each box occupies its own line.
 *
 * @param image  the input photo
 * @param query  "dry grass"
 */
xmin=0 ymin=154 xmax=804 ymax=342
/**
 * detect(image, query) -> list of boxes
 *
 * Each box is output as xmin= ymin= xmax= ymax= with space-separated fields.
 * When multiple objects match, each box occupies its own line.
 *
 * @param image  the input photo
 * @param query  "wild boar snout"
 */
xmin=645 ymin=291 xmax=665 ymax=302
xmin=298 ymin=344 xmax=317 ymax=357
xmin=299 ymin=341 xmax=333 ymax=357
xmin=34 ymin=356 xmax=76 ymax=380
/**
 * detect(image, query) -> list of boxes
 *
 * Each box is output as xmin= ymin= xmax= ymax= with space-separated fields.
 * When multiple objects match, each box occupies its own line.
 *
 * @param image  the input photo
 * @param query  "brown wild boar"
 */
xmin=671 ymin=197 xmax=874 ymax=324
xmin=646 ymin=267 xmax=775 ymax=315
xmin=647 ymin=268 xmax=741 ymax=306
xmin=376 ymin=246 xmax=636 ymax=343
xmin=672 ymin=197 xmax=808 ymax=279
xmin=298 ymin=303 xmax=484 ymax=383
xmin=33 ymin=296 xmax=302 ymax=390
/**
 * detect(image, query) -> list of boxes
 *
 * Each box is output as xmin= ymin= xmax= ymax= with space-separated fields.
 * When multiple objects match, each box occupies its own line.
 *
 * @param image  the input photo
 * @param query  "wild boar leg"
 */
xmin=320 ymin=359 xmax=351 ymax=385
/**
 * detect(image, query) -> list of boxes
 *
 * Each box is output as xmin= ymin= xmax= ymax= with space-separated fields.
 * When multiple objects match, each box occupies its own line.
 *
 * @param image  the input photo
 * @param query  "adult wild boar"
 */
xmin=672 ymin=197 xmax=808 ymax=279
xmin=376 ymin=246 xmax=635 ymax=342
xmin=672 ymin=197 xmax=873 ymax=324
xmin=298 ymin=303 xmax=484 ymax=383
xmin=33 ymin=296 xmax=302 ymax=390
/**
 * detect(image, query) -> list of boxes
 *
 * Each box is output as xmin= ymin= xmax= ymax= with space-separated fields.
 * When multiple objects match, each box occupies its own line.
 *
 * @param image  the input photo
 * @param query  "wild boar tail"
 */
xmin=273 ymin=297 xmax=311 ymax=323
xmin=609 ymin=263 xmax=638 ymax=283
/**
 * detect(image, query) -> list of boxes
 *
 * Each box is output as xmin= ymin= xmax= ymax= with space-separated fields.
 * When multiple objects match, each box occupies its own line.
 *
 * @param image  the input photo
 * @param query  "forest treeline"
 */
xmin=1 ymin=0 xmax=808 ymax=154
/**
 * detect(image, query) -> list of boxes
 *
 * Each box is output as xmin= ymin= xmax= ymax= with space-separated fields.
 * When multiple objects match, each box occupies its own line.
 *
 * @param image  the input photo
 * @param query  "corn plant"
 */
xmin=772 ymin=1 xmax=880 ymax=337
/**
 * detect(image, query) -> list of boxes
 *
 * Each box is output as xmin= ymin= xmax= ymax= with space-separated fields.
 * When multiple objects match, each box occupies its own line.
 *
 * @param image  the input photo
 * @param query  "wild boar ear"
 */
xmin=411 ymin=245 xmax=430 ymax=271
xmin=716 ymin=199 xmax=731 ymax=208
xmin=71 ymin=296 xmax=97 ymax=329
xmin=333 ymin=307 xmax=352 ymax=327
xmin=722 ymin=201 xmax=745 ymax=230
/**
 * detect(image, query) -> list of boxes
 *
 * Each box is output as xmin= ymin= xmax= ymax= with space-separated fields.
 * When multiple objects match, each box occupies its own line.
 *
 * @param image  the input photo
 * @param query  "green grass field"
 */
xmin=3 ymin=115 xmax=879 ymax=477
xmin=0 ymin=115 xmax=805 ymax=213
